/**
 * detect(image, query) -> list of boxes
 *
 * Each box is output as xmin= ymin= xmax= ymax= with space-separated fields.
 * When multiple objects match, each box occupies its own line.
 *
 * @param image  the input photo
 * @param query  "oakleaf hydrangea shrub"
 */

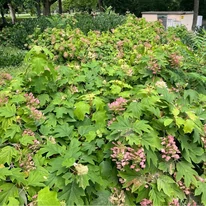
xmin=0 ymin=15 xmax=206 ymax=206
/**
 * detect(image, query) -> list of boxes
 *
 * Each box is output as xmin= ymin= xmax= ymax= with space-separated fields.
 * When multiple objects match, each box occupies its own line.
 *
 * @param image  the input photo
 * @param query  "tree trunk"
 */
xmin=98 ymin=0 xmax=103 ymax=11
xmin=8 ymin=3 xmax=16 ymax=24
xmin=36 ymin=0 xmax=41 ymax=17
xmin=43 ymin=0 xmax=51 ymax=16
xmin=192 ymin=0 xmax=199 ymax=31
xmin=0 ymin=8 xmax=7 ymax=25
xmin=58 ymin=0 xmax=62 ymax=14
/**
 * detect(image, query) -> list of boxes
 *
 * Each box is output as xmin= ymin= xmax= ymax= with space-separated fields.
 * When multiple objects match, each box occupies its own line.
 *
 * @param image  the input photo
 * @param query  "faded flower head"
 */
xmin=109 ymin=188 xmax=125 ymax=206
xmin=74 ymin=163 xmax=88 ymax=175
xmin=155 ymin=79 xmax=167 ymax=88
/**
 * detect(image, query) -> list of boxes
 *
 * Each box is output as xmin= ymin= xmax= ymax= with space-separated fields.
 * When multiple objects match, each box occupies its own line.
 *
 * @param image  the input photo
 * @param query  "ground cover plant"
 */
xmin=0 ymin=15 xmax=206 ymax=205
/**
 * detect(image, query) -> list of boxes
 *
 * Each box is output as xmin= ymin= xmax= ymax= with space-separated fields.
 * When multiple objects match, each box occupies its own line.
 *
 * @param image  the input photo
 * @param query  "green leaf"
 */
xmin=133 ymin=120 xmax=153 ymax=135
xmin=164 ymin=118 xmax=173 ymax=126
xmin=110 ymin=84 xmax=121 ymax=94
xmin=74 ymin=101 xmax=90 ymax=121
xmin=10 ymin=94 xmax=25 ymax=104
xmin=76 ymin=174 xmax=90 ymax=189
xmin=183 ymin=119 xmax=195 ymax=133
xmin=0 ymin=183 xmax=18 ymax=205
xmin=54 ymin=123 xmax=74 ymax=138
xmin=0 ymin=167 xmax=12 ymax=180
xmin=85 ymin=131 xmax=96 ymax=142
xmin=149 ymin=185 xmax=166 ymax=206
xmin=157 ymin=175 xmax=175 ymax=196
xmin=19 ymin=135 xmax=35 ymax=146
xmin=39 ymin=141 xmax=66 ymax=157
xmin=37 ymin=187 xmax=60 ymax=206
xmin=91 ymin=191 xmax=112 ymax=205
xmin=158 ymin=162 xmax=175 ymax=175
xmin=127 ymin=102 xmax=142 ymax=119
xmin=146 ymin=106 xmax=161 ymax=118
xmin=58 ymin=182 xmax=85 ymax=205
xmin=175 ymin=117 xmax=185 ymax=128
xmin=27 ymin=167 xmax=48 ymax=187
xmin=184 ymin=89 xmax=198 ymax=103
xmin=40 ymin=124 xmax=52 ymax=135
xmin=0 ymin=104 xmax=16 ymax=118
xmin=62 ymin=139 xmax=81 ymax=168
xmin=0 ymin=146 xmax=18 ymax=164
xmin=93 ymin=97 xmax=105 ymax=111
xmin=37 ymin=94 xmax=50 ymax=106
xmin=10 ymin=168 xmax=27 ymax=185
xmin=195 ymin=182 xmax=206 ymax=205
xmin=176 ymin=161 xmax=198 ymax=187
xmin=120 ymin=170 xmax=144 ymax=193
xmin=7 ymin=197 xmax=19 ymax=206
xmin=4 ymin=125 xmax=21 ymax=139
xmin=92 ymin=110 xmax=107 ymax=127
xmin=126 ymin=133 xmax=141 ymax=145
xmin=172 ymin=108 xmax=180 ymax=116
xmin=146 ymin=150 xmax=158 ymax=167
xmin=54 ymin=107 xmax=70 ymax=119
xmin=142 ymin=131 xmax=161 ymax=150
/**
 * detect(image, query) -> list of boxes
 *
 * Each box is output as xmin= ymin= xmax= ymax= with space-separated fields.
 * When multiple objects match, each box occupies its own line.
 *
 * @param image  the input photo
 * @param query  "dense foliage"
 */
xmin=0 ymin=15 xmax=206 ymax=205
xmin=0 ymin=46 xmax=26 ymax=67
xmin=0 ymin=12 xmax=125 ymax=49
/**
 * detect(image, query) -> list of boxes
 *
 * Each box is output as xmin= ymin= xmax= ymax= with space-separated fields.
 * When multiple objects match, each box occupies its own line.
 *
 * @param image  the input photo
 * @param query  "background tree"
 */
xmin=0 ymin=0 xmax=7 ymax=25
xmin=192 ymin=0 xmax=199 ymax=30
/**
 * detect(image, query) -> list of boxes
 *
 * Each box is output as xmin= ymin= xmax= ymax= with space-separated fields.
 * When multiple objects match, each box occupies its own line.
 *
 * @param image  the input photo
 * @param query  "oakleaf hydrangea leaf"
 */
xmin=37 ymin=187 xmax=60 ymax=206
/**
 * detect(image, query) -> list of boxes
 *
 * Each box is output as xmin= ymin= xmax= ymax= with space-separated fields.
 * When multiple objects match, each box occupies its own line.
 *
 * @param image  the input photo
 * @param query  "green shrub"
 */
xmin=0 ymin=46 xmax=26 ymax=67
xmin=1 ymin=12 xmax=125 ymax=50
xmin=71 ymin=10 xmax=126 ymax=34
xmin=0 ymin=17 xmax=51 ymax=49
xmin=167 ymin=25 xmax=194 ymax=46
xmin=0 ymin=15 xmax=206 ymax=205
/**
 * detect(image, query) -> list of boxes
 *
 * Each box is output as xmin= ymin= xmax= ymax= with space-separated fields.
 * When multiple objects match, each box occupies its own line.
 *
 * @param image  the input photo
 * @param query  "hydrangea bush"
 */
xmin=0 ymin=15 xmax=206 ymax=205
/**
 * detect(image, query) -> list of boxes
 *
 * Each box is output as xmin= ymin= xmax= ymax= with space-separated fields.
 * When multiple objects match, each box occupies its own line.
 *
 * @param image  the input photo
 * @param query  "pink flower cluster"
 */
xmin=111 ymin=142 xmax=146 ymax=171
xmin=19 ymin=152 xmax=36 ymax=172
xmin=108 ymin=97 xmax=127 ymax=112
xmin=140 ymin=198 xmax=152 ymax=206
xmin=29 ymin=107 xmax=44 ymax=120
xmin=187 ymin=200 xmax=197 ymax=206
xmin=177 ymin=180 xmax=190 ymax=195
xmin=170 ymin=53 xmax=182 ymax=67
xmin=0 ymin=96 xmax=8 ymax=105
xmin=148 ymin=60 xmax=161 ymax=74
xmin=24 ymin=93 xmax=40 ymax=106
xmin=107 ymin=117 xmax=116 ymax=127
xmin=161 ymin=135 xmax=180 ymax=161
xmin=201 ymin=124 xmax=206 ymax=149
xmin=23 ymin=129 xmax=35 ymax=136
xmin=169 ymin=198 xmax=180 ymax=206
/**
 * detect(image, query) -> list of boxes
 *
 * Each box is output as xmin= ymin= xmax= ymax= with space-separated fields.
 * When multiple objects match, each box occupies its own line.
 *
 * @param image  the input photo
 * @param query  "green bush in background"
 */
xmin=0 ymin=46 xmax=26 ymax=67
xmin=0 ymin=12 xmax=125 ymax=50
